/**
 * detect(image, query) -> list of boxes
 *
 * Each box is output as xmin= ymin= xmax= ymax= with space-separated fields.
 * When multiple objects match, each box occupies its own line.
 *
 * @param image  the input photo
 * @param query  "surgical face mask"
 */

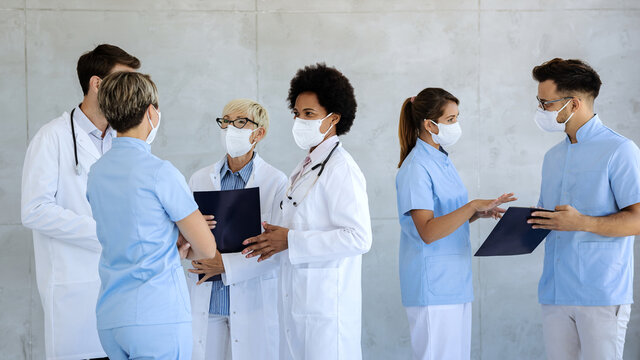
xmin=428 ymin=120 xmax=462 ymax=147
xmin=146 ymin=107 xmax=161 ymax=144
xmin=534 ymin=100 xmax=575 ymax=132
xmin=220 ymin=126 xmax=258 ymax=158
xmin=291 ymin=113 xmax=334 ymax=150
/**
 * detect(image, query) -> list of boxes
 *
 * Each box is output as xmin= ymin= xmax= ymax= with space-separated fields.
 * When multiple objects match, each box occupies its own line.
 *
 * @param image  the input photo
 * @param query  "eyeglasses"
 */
xmin=216 ymin=117 xmax=258 ymax=129
xmin=536 ymin=96 xmax=573 ymax=111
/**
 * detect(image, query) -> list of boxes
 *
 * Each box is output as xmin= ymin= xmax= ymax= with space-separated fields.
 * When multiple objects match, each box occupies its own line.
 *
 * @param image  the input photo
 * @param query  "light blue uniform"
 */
xmin=538 ymin=115 xmax=640 ymax=306
xmin=396 ymin=138 xmax=473 ymax=306
xmin=86 ymin=137 xmax=198 ymax=359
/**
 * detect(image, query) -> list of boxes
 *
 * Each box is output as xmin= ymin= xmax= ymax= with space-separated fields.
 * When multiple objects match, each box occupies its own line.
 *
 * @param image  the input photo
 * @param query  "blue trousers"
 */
xmin=98 ymin=322 xmax=192 ymax=360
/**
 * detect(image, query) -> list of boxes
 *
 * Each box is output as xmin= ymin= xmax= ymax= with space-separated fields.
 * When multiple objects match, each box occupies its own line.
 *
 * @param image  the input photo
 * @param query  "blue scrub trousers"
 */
xmin=98 ymin=322 xmax=192 ymax=360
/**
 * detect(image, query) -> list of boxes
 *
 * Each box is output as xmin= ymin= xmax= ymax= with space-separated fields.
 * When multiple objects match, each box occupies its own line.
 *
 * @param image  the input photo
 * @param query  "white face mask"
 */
xmin=428 ymin=120 xmax=462 ymax=147
xmin=291 ymin=113 xmax=334 ymax=150
xmin=146 ymin=106 xmax=161 ymax=144
xmin=534 ymin=100 xmax=574 ymax=132
xmin=220 ymin=126 xmax=258 ymax=158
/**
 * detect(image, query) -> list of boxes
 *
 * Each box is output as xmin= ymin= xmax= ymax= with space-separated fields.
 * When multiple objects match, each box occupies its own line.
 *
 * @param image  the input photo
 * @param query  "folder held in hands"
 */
xmin=474 ymin=207 xmax=553 ymax=256
xmin=193 ymin=187 xmax=262 ymax=281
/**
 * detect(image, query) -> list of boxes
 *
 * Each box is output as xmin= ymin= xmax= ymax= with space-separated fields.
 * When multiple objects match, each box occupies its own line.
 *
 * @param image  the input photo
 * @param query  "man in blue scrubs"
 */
xmin=529 ymin=58 xmax=640 ymax=360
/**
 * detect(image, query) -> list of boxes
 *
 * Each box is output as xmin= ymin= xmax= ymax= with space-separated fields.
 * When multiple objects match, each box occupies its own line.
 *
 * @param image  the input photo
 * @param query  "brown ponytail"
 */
xmin=397 ymin=88 xmax=459 ymax=167
xmin=398 ymin=98 xmax=417 ymax=168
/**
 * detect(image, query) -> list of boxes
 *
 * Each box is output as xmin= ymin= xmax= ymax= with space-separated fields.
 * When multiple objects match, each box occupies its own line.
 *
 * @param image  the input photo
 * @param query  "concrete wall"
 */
xmin=1 ymin=0 xmax=639 ymax=358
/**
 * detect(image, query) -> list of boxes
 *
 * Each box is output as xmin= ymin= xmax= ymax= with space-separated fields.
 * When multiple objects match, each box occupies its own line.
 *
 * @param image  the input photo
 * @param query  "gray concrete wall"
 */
xmin=1 ymin=0 xmax=639 ymax=359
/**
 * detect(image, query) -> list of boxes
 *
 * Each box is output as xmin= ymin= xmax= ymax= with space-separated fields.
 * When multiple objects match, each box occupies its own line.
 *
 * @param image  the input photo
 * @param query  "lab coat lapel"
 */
xmin=208 ymin=158 xmax=224 ymax=191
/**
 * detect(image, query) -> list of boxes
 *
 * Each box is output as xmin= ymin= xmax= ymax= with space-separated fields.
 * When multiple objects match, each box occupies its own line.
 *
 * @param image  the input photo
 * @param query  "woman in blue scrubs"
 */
xmin=395 ymin=88 xmax=516 ymax=360
xmin=86 ymin=72 xmax=217 ymax=359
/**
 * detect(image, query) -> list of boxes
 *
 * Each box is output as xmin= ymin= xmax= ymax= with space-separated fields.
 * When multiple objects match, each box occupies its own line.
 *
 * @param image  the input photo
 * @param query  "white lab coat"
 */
xmin=186 ymin=153 xmax=287 ymax=360
xmin=278 ymin=140 xmax=372 ymax=360
xmin=21 ymin=112 xmax=106 ymax=360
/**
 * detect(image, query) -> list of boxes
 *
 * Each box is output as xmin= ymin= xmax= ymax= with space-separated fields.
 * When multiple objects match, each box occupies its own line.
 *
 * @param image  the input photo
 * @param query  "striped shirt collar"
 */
xmin=220 ymin=153 xmax=255 ymax=184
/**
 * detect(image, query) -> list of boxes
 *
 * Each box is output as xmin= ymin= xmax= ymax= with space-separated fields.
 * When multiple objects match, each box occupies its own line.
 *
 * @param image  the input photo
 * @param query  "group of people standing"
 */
xmin=20 ymin=43 xmax=640 ymax=360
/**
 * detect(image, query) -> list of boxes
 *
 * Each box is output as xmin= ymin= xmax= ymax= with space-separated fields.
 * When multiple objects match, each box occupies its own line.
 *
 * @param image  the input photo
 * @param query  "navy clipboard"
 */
xmin=474 ymin=207 xmax=553 ymax=256
xmin=193 ymin=188 xmax=262 ymax=281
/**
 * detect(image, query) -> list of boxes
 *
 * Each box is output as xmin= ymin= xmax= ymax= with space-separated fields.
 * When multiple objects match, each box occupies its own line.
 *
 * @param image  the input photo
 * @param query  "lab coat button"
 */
xmin=235 ymin=339 xmax=239 ymax=343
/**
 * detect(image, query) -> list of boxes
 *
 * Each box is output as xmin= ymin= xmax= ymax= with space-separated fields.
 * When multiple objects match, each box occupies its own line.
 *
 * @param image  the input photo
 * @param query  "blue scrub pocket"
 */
xmin=578 ymin=241 xmax=624 ymax=288
xmin=172 ymin=265 xmax=191 ymax=314
xmin=425 ymin=254 xmax=471 ymax=297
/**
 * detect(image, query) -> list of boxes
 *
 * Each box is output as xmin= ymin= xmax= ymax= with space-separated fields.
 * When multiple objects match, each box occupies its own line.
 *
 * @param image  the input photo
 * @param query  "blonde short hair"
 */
xmin=98 ymin=71 xmax=159 ymax=132
xmin=222 ymin=99 xmax=270 ymax=133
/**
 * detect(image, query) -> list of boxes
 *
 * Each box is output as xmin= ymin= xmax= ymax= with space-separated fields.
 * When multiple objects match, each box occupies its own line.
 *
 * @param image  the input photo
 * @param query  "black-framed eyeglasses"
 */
xmin=216 ymin=117 xmax=259 ymax=129
xmin=536 ymin=96 xmax=573 ymax=111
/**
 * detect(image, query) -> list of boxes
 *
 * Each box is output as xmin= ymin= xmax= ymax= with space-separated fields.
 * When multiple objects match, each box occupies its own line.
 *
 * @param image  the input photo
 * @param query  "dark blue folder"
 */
xmin=474 ymin=207 xmax=553 ymax=256
xmin=193 ymin=187 xmax=262 ymax=281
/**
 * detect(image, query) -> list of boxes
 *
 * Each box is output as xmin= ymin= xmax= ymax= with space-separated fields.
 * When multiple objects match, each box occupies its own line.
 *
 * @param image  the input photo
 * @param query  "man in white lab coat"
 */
xmin=21 ymin=44 xmax=140 ymax=360
xmin=188 ymin=99 xmax=287 ymax=360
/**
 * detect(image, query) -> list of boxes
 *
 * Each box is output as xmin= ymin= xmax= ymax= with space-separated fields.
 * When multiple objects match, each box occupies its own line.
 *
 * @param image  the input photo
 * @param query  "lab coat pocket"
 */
xmin=51 ymin=281 xmax=102 ymax=357
xmin=426 ymin=255 xmax=470 ymax=297
xmin=579 ymin=242 xmax=624 ymax=288
xmin=292 ymin=268 xmax=338 ymax=316
xmin=172 ymin=265 xmax=191 ymax=314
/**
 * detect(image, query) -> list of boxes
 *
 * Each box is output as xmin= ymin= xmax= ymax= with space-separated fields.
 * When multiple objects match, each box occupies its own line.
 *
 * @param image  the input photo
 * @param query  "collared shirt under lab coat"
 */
xmin=21 ymin=110 xmax=106 ymax=360
xmin=278 ymin=135 xmax=373 ymax=360
xmin=72 ymin=105 xmax=115 ymax=154
xmin=537 ymin=115 xmax=640 ymax=306
xmin=186 ymin=153 xmax=287 ymax=360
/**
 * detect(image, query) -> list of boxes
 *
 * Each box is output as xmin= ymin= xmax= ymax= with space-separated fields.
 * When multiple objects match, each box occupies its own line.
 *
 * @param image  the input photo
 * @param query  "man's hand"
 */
xmin=188 ymin=250 xmax=224 ymax=285
xmin=528 ymin=205 xmax=586 ymax=231
xmin=242 ymin=222 xmax=289 ymax=262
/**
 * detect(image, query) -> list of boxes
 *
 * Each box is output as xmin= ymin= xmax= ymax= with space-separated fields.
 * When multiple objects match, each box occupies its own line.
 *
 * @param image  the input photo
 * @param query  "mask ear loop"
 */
xmin=559 ymin=99 xmax=575 ymax=125
xmin=320 ymin=113 xmax=335 ymax=137
xmin=249 ymin=127 xmax=261 ymax=147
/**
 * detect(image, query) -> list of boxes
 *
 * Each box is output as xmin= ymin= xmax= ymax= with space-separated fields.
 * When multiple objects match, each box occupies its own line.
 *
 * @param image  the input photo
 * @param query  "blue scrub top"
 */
xmin=87 ymin=137 xmax=198 ymax=330
xmin=537 ymin=115 xmax=640 ymax=306
xmin=396 ymin=138 xmax=473 ymax=306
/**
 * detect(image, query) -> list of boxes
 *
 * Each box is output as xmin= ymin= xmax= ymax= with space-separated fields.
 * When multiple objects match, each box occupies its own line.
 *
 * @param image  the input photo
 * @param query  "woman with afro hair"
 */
xmin=243 ymin=63 xmax=373 ymax=359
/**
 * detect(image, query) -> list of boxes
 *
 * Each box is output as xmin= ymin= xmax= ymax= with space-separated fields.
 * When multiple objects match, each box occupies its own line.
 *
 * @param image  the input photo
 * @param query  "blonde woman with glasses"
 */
xmin=188 ymin=99 xmax=288 ymax=360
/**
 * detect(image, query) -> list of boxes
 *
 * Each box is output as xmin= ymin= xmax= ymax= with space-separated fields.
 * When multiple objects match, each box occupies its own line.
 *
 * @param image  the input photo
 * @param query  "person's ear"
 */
xmin=571 ymin=97 xmax=581 ymax=112
xmin=146 ymin=104 xmax=159 ymax=126
xmin=424 ymin=119 xmax=439 ymax=134
xmin=331 ymin=113 xmax=341 ymax=125
xmin=252 ymin=127 xmax=266 ymax=144
xmin=88 ymin=75 xmax=102 ymax=95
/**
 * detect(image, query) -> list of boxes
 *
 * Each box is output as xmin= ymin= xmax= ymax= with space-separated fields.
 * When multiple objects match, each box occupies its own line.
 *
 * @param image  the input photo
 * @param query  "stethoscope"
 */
xmin=280 ymin=141 xmax=340 ymax=209
xmin=69 ymin=108 xmax=81 ymax=176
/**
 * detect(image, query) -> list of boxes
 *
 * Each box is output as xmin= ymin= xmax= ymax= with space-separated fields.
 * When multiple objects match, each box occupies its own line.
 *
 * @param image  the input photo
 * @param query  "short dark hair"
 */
xmin=77 ymin=44 xmax=140 ymax=95
xmin=287 ymin=63 xmax=357 ymax=136
xmin=532 ymin=58 xmax=602 ymax=100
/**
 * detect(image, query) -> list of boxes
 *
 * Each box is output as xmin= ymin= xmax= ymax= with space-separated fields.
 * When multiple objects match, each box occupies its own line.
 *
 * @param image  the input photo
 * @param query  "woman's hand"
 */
xmin=203 ymin=214 xmax=217 ymax=229
xmin=188 ymin=250 xmax=224 ymax=285
xmin=469 ymin=193 xmax=516 ymax=222
xmin=242 ymin=222 xmax=289 ymax=262
xmin=473 ymin=193 xmax=517 ymax=212
xmin=177 ymin=233 xmax=191 ymax=259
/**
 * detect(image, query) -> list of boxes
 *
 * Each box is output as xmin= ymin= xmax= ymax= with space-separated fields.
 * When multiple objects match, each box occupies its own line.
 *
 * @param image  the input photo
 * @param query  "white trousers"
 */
xmin=405 ymin=303 xmax=472 ymax=360
xmin=206 ymin=314 xmax=231 ymax=360
xmin=542 ymin=304 xmax=631 ymax=360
